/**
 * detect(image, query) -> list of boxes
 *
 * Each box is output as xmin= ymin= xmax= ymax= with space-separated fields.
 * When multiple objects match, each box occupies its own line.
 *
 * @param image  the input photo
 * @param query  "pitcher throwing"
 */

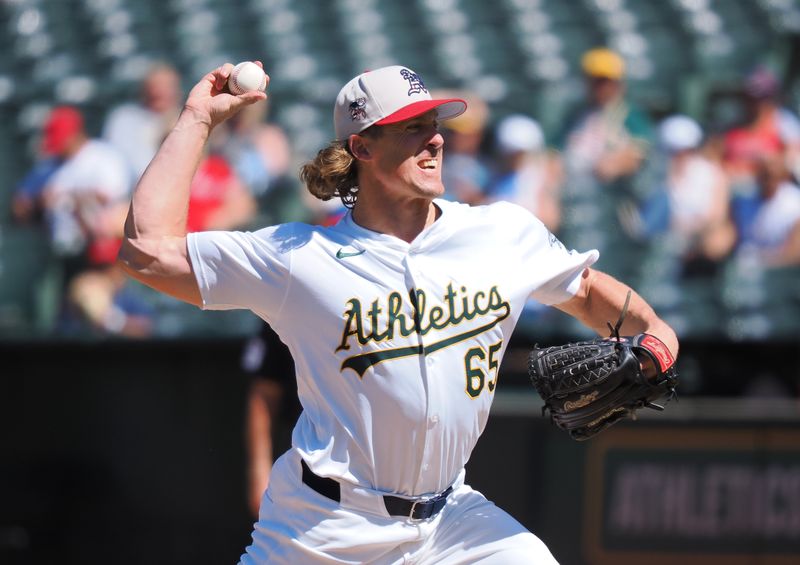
xmin=118 ymin=61 xmax=678 ymax=564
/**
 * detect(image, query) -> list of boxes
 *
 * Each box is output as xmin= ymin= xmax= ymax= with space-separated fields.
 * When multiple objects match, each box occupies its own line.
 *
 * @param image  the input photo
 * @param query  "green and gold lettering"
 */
xmin=337 ymin=298 xmax=365 ymax=351
xmin=368 ymin=299 xmax=388 ymax=342
xmin=337 ymin=282 xmax=512 ymax=376
xmin=386 ymin=291 xmax=411 ymax=339
xmin=428 ymin=305 xmax=446 ymax=329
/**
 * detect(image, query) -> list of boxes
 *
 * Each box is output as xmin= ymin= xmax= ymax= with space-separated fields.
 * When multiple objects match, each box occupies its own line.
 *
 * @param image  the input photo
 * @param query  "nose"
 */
xmin=427 ymin=129 xmax=444 ymax=150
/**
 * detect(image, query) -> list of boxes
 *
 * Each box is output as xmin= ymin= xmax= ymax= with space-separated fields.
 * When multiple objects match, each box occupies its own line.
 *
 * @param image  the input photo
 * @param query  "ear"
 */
xmin=349 ymin=134 xmax=372 ymax=161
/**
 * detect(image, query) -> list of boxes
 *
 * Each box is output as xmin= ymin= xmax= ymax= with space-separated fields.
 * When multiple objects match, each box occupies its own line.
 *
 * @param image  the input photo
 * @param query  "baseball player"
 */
xmin=118 ymin=62 xmax=678 ymax=564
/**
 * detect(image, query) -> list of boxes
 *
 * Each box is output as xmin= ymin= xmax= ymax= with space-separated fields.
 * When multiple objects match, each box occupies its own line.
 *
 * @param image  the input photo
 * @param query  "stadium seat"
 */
xmin=0 ymin=0 xmax=795 ymax=339
xmin=0 ymin=226 xmax=55 ymax=335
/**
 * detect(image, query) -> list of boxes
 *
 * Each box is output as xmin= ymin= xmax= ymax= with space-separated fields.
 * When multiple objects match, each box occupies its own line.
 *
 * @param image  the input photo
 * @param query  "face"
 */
xmin=356 ymin=111 xmax=446 ymax=200
xmin=587 ymin=76 xmax=622 ymax=106
xmin=143 ymin=67 xmax=181 ymax=114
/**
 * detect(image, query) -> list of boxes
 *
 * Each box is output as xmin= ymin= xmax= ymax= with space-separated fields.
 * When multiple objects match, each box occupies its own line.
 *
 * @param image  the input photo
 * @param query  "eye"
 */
xmin=406 ymin=120 xmax=438 ymax=133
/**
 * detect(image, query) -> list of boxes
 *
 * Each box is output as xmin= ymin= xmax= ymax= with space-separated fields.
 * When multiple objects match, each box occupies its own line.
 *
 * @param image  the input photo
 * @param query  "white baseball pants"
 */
xmin=239 ymin=450 xmax=559 ymax=564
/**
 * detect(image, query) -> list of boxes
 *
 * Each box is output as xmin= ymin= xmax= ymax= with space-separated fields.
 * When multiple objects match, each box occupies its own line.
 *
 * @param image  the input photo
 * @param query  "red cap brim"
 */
xmin=375 ymin=98 xmax=467 ymax=126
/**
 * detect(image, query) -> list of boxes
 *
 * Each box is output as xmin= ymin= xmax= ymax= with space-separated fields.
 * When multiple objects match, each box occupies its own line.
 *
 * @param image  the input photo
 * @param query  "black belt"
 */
xmin=301 ymin=460 xmax=453 ymax=520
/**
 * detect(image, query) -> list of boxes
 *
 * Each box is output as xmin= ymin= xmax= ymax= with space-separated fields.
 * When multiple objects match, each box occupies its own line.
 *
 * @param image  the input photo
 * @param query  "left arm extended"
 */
xmin=555 ymin=267 xmax=679 ymax=358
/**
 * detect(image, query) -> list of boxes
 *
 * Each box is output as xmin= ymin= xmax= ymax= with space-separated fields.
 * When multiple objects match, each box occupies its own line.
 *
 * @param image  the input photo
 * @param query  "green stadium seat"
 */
xmin=0 ymin=0 xmax=796 ymax=339
xmin=0 ymin=226 xmax=56 ymax=336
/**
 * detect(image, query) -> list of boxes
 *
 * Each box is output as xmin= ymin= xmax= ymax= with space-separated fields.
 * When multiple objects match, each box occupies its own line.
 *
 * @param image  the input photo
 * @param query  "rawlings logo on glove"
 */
xmin=527 ymin=292 xmax=678 ymax=441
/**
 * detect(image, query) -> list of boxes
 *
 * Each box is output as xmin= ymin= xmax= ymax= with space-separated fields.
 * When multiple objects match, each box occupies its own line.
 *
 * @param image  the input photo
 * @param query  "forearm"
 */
xmin=595 ymin=144 xmax=644 ymax=181
xmin=246 ymin=388 xmax=274 ymax=465
xmin=558 ymin=269 xmax=679 ymax=357
xmin=124 ymin=109 xmax=211 ymax=240
xmin=246 ymin=381 xmax=276 ymax=516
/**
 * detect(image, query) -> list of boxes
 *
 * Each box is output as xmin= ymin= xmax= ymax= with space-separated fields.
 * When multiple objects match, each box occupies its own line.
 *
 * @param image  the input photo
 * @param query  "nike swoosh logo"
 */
xmin=336 ymin=248 xmax=366 ymax=259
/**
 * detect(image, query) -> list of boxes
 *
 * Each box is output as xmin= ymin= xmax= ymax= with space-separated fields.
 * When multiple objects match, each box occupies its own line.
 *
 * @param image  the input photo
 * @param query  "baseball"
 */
xmin=227 ymin=61 xmax=267 ymax=95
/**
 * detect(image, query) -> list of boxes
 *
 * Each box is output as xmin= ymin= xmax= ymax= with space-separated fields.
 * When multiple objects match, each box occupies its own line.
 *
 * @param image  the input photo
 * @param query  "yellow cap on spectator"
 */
xmin=431 ymin=89 xmax=489 ymax=135
xmin=581 ymin=48 xmax=625 ymax=80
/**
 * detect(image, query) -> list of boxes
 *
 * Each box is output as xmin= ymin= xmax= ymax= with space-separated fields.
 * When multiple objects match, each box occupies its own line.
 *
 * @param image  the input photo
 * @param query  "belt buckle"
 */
xmin=409 ymin=497 xmax=429 ymax=521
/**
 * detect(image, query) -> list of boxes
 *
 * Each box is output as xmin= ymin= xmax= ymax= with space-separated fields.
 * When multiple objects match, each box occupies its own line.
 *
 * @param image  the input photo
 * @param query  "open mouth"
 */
xmin=418 ymin=158 xmax=438 ymax=170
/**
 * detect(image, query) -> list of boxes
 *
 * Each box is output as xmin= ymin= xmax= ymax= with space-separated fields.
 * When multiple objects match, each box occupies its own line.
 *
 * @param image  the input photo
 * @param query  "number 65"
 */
xmin=464 ymin=341 xmax=503 ymax=398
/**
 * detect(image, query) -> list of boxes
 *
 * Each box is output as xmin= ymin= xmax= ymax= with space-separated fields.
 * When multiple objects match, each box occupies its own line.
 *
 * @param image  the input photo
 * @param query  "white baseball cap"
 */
xmin=495 ymin=114 xmax=545 ymax=154
xmin=334 ymin=65 xmax=467 ymax=140
xmin=658 ymin=115 xmax=703 ymax=152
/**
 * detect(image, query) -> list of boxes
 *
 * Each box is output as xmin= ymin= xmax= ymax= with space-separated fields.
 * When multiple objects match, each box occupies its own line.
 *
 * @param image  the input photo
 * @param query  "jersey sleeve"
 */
xmin=500 ymin=202 xmax=599 ymax=305
xmin=187 ymin=224 xmax=295 ymax=318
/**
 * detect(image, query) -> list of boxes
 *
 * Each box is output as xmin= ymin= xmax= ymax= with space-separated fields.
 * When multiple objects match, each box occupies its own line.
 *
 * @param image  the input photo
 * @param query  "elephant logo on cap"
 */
xmin=349 ymin=97 xmax=367 ymax=121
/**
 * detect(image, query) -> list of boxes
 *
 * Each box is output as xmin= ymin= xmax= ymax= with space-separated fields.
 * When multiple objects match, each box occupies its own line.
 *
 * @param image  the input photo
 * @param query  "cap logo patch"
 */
xmin=400 ymin=68 xmax=427 ymax=96
xmin=349 ymin=97 xmax=367 ymax=121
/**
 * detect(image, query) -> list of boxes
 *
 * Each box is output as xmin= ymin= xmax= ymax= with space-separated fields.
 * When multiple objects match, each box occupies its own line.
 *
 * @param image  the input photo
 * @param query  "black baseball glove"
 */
xmin=527 ymin=293 xmax=678 ymax=441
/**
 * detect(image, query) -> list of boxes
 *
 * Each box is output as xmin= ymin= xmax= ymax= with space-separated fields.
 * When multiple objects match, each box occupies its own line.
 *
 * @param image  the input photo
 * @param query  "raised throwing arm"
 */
xmin=116 ymin=63 xmax=268 ymax=305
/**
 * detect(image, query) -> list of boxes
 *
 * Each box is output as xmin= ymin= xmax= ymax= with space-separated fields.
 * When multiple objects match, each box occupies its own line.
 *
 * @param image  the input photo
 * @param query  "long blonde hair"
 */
xmin=299 ymin=141 xmax=359 ymax=208
xmin=299 ymin=126 xmax=381 ymax=208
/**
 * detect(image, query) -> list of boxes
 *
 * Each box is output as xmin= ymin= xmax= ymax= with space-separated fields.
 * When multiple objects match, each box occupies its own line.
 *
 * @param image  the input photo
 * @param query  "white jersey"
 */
xmin=103 ymin=103 xmax=172 ymax=183
xmin=188 ymin=199 xmax=598 ymax=497
xmin=750 ymin=181 xmax=800 ymax=250
xmin=668 ymin=155 xmax=722 ymax=233
xmin=47 ymin=139 xmax=130 ymax=202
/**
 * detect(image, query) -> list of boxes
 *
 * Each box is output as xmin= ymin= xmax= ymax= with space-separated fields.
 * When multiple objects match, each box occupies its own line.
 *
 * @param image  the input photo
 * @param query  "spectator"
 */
xmin=185 ymin=151 xmax=257 ymax=233
xmin=103 ymin=62 xmax=183 ymax=183
xmin=434 ymin=90 xmax=491 ymax=204
xmin=36 ymin=106 xmax=143 ymax=335
xmin=487 ymin=114 xmax=562 ymax=232
xmin=209 ymin=100 xmax=308 ymax=226
xmin=11 ymin=156 xmax=61 ymax=225
xmin=620 ymin=115 xmax=735 ymax=277
xmin=732 ymin=152 xmax=800 ymax=268
xmin=560 ymin=47 xmax=653 ymax=185
xmin=66 ymin=266 xmax=155 ymax=337
xmin=212 ymin=99 xmax=292 ymax=198
xmin=41 ymin=106 xmax=130 ymax=265
xmin=241 ymin=322 xmax=300 ymax=518
xmin=722 ymin=66 xmax=800 ymax=191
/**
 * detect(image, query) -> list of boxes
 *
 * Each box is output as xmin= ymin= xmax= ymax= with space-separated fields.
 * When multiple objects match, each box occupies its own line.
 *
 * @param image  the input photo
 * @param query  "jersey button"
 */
xmin=430 ymin=415 xmax=439 ymax=425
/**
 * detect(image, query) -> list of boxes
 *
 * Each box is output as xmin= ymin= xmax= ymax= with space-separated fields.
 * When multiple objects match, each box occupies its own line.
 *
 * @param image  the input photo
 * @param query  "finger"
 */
xmin=214 ymin=63 xmax=236 ymax=91
xmin=251 ymin=61 xmax=270 ymax=90
xmin=222 ymin=91 xmax=267 ymax=116
xmin=238 ymin=91 xmax=268 ymax=105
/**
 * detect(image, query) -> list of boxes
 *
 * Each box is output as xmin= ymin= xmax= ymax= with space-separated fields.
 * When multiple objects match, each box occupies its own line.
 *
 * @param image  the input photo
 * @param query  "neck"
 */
xmin=753 ymin=103 xmax=776 ymax=126
xmin=64 ymin=136 xmax=88 ymax=158
xmin=351 ymin=191 xmax=440 ymax=243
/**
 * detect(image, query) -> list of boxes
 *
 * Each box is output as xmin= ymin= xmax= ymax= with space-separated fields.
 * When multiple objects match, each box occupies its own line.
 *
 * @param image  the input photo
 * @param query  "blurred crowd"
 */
xmin=9 ymin=49 xmax=800 ymax=340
